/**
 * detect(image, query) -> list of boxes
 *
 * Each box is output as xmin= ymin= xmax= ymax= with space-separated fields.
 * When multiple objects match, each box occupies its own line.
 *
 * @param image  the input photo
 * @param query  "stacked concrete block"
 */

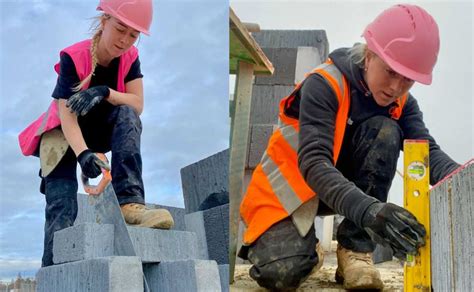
xmin=36 ymin=256 xmax=144 ymax=292
xmin=144 ymin=260 xmax=221 ymax=291
xmin=185 ymin=204 xmax=229 ymax=265
xmin=252 ymin=30 xmax=329 ymax=59
xmin=430 ymin=161 xmax=473 ymax=292
xmin=180 ymin=148 xmax=229 ymax=214
xmin=245 ymin=30 xmax=328 ymax=171
xmin=38 ymin=191 xmax=224 ymax=291
xmin=127 ymin=226 xmax=198 ymax=263
xmin=53 ymin=223 xmax=114 ymax=264
xmin=249 ymin=85 xmax=293 ymax=124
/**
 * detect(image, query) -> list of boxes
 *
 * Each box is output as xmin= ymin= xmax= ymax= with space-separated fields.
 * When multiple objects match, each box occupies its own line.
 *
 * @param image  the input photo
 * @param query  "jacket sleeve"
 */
xmin=398 ymin=94 xmax=459 ymax=184
xmin=298 ymin=74 xmax=378 ymax=228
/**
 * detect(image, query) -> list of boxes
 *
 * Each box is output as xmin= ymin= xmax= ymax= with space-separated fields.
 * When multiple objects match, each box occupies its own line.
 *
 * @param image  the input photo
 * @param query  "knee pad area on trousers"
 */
xmin=113 ymin=105 xmax=142 ymax=128
xmin=249 ymin=254 xmax=318 ymax=291
xmin=44 ymin=178 xmax=78 ymax=204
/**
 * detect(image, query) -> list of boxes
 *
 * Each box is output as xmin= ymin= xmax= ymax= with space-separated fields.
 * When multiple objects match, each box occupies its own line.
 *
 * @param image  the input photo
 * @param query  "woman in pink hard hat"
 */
xmin=239 ymin=4 xmax=460 ymax=290
xmin=19 ymin=0 xmax=174 ymax=267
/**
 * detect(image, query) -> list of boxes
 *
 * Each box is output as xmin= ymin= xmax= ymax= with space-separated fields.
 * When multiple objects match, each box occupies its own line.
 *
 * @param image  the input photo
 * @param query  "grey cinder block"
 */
xmin=53 ymin=223 xmax=114 ymax=264
xmin=144 ymin=260 xmax=221 ymax=292
xmin=36 ymin=256 xmax=143 ymax=292
xmin=252 ymin=30 xmax=328 ymax=61
xmin=185 ymin=211 xmax=209 ymax=260
xmin=255 ymin=48 xmax=298 ymax=86
xmin=127 ymin=226 xmax=199 ymax=263
xmin=203 ymin=204 xmax=229 ymax=265
xmin=430 ymin=162 xmax=473 ymax=292
xmin=250 ymin=85 xmax=293 ymax=125
xmin=180 ymin=149 xmax=229 ymax=214
xmin=247 ymin=124 xmax=274 ymax=169
xmin=219 ymin=264 xmax=229 ymax=292
xmin=372 ymin=244 xmax=393 ymax=264
xmin=146 ymin=203 xmax=186 ymax=231
xmin=185 ymin=204 xmax=229 ymax=265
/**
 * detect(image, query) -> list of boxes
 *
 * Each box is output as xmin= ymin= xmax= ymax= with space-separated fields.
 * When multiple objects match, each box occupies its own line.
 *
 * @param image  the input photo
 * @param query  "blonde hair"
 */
xmin=72 ymin=14 xmax=111 ymax=92
xmin=348 ymin=43 xmax=368 ymax=69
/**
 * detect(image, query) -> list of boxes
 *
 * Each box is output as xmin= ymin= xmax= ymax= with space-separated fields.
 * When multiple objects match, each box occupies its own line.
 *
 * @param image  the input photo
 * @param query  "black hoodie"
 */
xmin=294 ymin=47 xmax=459 ymax=228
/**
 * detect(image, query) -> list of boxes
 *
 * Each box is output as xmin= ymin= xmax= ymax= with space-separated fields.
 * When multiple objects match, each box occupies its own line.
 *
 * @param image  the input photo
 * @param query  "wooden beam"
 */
xmin=229 ymin=60 xmax=254 ymax=284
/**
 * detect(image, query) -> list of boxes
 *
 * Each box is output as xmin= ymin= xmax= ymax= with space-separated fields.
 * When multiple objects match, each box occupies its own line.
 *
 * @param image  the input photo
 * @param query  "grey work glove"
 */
xmin=77 ymin=149 xmax=110 ymax=179
xmin=66 ymin=85 xmax=110 ymax=116
xmin=362 ymin=202 xmax=426 ymax=260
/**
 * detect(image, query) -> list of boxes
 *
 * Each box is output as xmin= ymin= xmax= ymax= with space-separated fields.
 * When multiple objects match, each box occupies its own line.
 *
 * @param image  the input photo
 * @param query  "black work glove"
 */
xmin=362 ymin=202 xmax=426 ymax=260
xmin=66 ymin=85 xmax=110 ymax=116
xmin=77 ymin=149 xmax=110 ymax=179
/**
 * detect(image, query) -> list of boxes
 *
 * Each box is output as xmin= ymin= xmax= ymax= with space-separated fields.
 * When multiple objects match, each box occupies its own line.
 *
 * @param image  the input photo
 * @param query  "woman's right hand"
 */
xmin=362 ymin=202 xmax=426 ymax=260
xmin=77 ymin=149 xmax=110 ymax=178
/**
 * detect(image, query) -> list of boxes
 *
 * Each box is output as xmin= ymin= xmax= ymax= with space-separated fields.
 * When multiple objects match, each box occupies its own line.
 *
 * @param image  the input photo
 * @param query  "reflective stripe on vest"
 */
xmin=240 ymin=59 xmax=407 ymax=245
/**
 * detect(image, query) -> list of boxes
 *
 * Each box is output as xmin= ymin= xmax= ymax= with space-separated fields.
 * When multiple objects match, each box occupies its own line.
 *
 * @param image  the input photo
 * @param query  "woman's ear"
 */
xmin=364 ymin=50 xmax=373 ymax=71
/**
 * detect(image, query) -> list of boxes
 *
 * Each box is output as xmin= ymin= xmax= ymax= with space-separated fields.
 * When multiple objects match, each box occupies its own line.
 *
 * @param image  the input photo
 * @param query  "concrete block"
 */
xmin=250 ymin=85 xmax=293 ymax=125
xmin=36 ymin=256 xmax=143 ymax=292
xmin=255 ymin=48 xmax=297 ymax=85
xmin=372 ymin=244 xmax=393 ymax=264
xmin=185 ymin=204 xmax=229 ymax=265
xmin=53 ymin=223 xmax=114 ymax=264
xmin=185 ymin=211 xmax=209 ymax=260
xmin=295 ymin=47 xmax=322 ymax=84
xmin=75 ymin=193 xmax=99 ymax=225
xmin=431 ymin=162 xmax=473 ymax=292
xmin=252 ymin=30 xmax=328 ymax=61
xmin=247 ymin=124 xmax=274 ymax=169
xmin=146 ymin=203 xmax=186 ymax=231
xmin=180 ymin=149 xmax=229 ymax=214
xmin=203 ymin=204 xmax=229 ymax=265
xmin=219 ymin=264 xmax=229 ymax=292
xmin=127 ymin=226 xmax=199 ymax=263
xmin=315 ymin=216 xmax=334 ymax=252
xmin=144 ymin=260 xmax=221 ymax=292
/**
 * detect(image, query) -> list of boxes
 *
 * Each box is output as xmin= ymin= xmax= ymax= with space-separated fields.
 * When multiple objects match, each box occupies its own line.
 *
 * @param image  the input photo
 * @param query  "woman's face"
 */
xmin=100 ymin=16 xmax=140 ymax=60
xmin=364 ymin=51 xmax=415 ymax=107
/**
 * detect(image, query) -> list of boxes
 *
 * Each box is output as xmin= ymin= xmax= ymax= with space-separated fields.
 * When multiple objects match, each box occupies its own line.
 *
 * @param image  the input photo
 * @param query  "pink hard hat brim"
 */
xmin=364 ymin=32 xmax=433 ymax=85
xmin=97 ymin=6 xmax=150 ymax=36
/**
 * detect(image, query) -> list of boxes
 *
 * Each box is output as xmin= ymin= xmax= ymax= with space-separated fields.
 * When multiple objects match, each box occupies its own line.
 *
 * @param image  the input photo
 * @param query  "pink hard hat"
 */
xmin=97 ymin=0 xmax=153 ymax=36
xmin=363 ymin=4 xmax=440 ymax=85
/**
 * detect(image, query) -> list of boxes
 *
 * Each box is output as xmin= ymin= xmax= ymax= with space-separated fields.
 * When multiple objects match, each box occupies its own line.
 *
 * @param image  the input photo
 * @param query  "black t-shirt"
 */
xmin=52 ymin=53 xmax=143 ymax=99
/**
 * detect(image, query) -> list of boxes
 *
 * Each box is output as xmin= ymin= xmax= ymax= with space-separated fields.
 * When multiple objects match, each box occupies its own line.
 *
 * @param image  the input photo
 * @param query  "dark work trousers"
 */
xmin=240 ymin=116 xmax=402 ymax=291
xmin=41 ymin=103 xmax=145 ymax=267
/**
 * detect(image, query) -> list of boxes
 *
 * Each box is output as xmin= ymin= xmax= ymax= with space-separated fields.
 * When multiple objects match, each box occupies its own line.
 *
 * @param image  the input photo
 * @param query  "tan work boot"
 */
xmin=120 ymin=203 xmax=174 ymax=229
xmin=335 ymin=244 xmax=384 ymax=290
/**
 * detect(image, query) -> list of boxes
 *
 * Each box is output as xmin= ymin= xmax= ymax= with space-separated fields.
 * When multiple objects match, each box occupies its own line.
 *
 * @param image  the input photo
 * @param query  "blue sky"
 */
xmin=0 ymin=0 xmax=229 ymax=281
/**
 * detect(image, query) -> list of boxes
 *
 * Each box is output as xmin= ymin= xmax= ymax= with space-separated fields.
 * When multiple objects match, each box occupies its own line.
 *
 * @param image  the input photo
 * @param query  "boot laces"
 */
xmin=348 ymin=252 xmax=372 ymax=265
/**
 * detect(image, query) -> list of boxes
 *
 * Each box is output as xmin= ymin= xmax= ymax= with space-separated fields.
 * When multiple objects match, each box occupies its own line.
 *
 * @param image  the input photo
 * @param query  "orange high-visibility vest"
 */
xmin=240 ymin=60 xmax=407 ymax=245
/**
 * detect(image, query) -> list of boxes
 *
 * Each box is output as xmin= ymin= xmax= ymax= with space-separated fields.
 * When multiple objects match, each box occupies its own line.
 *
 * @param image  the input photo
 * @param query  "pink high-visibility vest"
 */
xmin=18 ymin=39 xmax=138 ymax=156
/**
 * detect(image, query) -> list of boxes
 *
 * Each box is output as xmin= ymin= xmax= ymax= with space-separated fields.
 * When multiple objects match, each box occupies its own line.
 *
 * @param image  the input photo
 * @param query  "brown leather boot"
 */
xmin=335 ymin=244 xmax=384 ymax=290
xmin=120 ymin=203 xmax=174 ymax=229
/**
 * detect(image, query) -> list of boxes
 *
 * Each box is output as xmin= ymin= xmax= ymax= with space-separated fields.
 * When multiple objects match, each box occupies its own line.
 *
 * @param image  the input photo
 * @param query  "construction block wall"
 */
xmin=180 ymin=149 xmax=229 ymax=214
xmin=37 ymin=189 xmax=223 ymax=291
xmin=430 ymin=161 xmax=473 ymax=291
xmin=245 ymin=30 xmax=328 ymax=171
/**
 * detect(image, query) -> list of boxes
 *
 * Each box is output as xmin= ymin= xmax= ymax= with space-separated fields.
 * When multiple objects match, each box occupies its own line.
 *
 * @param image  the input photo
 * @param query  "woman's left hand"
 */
xmin=66 ymin=85 xmax=110 ymax=116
